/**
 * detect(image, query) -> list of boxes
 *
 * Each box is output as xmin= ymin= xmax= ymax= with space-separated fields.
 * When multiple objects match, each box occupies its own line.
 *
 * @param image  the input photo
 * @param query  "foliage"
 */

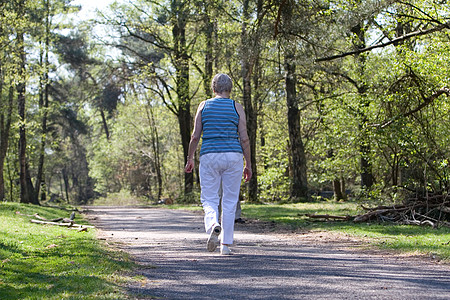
xmin=1 ymin=0 xmax=450 ymax=207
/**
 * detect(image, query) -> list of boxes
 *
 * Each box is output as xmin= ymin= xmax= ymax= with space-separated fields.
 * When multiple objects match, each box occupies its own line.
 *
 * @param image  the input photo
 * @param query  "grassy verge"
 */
xmin=0 ymin=202 xmax=136 ymax=300
xmin=241 ymin=201 xmax=450 ymax=262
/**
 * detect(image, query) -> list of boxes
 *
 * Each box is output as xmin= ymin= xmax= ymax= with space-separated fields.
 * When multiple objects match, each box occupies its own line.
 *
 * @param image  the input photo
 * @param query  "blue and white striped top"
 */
xmin=200 ymin=98 xmax=243 ymax=156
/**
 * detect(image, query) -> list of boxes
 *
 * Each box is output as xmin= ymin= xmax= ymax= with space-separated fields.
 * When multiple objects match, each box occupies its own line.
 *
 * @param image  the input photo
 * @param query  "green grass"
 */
xmin=0 ymin=202 xmax=136 ymax=300
xmin=240 ymin=201 xmax=450 ymax=262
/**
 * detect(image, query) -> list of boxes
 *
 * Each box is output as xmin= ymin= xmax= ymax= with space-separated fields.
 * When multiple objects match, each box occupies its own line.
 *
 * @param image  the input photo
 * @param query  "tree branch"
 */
xmin=316 ymin=22 xmax=450 ymax=62
xmin=373 ymin=87 xmax=450 ymax=128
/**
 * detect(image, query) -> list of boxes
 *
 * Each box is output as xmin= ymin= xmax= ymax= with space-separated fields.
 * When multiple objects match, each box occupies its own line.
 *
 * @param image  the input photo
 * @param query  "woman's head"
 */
xmin=211 ymin=73 xmax=232 ymax=94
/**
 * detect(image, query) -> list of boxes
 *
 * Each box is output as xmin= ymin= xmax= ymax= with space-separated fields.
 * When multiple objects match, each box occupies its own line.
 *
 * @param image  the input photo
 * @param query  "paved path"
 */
xmin=84 ymin=206 xmax=450 ymax=300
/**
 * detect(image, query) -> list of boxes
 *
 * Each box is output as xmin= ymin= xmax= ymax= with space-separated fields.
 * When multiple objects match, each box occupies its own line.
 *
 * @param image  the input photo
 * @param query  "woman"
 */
xmin=184 ymin=73 xmax=252 ymax=255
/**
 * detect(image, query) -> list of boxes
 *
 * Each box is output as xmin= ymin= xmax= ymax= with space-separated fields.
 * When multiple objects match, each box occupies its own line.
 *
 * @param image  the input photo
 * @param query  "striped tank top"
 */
xmin=200 ymin=98 xmax=243 ymax=156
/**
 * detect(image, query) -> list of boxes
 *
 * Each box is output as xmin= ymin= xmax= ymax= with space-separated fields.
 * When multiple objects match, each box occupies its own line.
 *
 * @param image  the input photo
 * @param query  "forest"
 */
xmin=1 ymin=0 xmax=449 ymax=212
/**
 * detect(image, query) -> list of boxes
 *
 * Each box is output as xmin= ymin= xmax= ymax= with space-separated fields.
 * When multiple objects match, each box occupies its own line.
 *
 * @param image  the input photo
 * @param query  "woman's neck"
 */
xmin=214 ymin=92 xmax=230 ymax=99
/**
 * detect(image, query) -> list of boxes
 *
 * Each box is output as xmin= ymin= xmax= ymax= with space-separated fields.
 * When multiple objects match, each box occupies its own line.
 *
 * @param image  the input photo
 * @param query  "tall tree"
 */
xmin=171 ymin=0 xmax=193 ymax=195
xmin=35 ymin=0 xmax=51 ymax=203
xmin=15 ymin=0 xmax=37 ymax=204
xmin=0 ymin=1 xmax=15 ymax=201
xmin=351 ymin=20 xmax=374 ymax=189
xmin=240 ymin=0 xmax=259 ymax=202
xmin=280 ymin=0 xmax=308 ymax=201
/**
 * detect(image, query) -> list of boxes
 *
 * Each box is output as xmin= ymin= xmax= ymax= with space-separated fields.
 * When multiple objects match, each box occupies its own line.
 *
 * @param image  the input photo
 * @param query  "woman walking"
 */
xmin=184 ymin=73 xmax=252 ymax=255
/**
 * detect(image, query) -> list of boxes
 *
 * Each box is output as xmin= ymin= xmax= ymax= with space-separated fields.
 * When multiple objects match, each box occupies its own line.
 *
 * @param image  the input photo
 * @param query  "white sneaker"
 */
xmin=207 ymin=225 xmax=221 ymax=252
xmin=220 ymin=244 xmax=231 ymax=255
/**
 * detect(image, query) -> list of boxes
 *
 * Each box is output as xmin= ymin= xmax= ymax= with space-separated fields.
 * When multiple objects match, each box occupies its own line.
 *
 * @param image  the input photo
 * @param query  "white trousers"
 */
xmin=200 ymin=152 xmax=243 ymax=245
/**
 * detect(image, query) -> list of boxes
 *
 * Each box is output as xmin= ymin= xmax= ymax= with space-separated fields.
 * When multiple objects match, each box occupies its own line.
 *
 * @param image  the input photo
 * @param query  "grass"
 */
xmin=0 ymin=202 xmax=137 ymax=300
xmin=240 ymin=201 xmax=450 ymax=262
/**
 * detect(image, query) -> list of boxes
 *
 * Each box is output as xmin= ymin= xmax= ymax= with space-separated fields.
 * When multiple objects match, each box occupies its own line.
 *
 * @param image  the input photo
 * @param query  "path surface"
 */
xmin=84 ymin=206 xmax=450 ymax=300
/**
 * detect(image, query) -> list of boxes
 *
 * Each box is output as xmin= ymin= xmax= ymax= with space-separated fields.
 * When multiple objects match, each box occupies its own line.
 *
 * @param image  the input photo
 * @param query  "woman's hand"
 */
xmin=243 ymin=166 xmax=252 ymax=182
xmin=185 ymin=159 xmax=194 ymax=173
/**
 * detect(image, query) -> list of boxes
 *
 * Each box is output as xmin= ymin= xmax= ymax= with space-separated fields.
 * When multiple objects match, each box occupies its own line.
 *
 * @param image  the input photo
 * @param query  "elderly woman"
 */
xmin=185 ymin=73 xmax=252 ymax=255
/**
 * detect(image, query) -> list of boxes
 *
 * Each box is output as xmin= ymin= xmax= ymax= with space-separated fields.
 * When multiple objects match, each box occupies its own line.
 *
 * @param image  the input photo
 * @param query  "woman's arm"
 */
xmin=185 ymin=101 xmax=205 ymax=173
xmin=235 ymin=102 xmax=252 ymax=182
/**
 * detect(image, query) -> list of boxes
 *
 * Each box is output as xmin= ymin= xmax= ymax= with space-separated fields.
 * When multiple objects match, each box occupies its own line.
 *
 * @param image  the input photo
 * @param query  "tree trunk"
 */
xmin=340 ymin=176 xmax=347 ymax=201
xmin=172 ymin=0 xmax=192 ymax=196
xmin=35 ymin=0 xmax=50 ymax=203
xmin=100 ymin=109 xmax=110 ymax=140
xmin=359 ymin=102 xmax=373 ymax=189
xmin=0 ymin=67 xmax=14 ymax=201
xmin=17 ymin=28 xmax=37 ymax=204
xmin=352 ymin=23 xmax=374 ymax=189
xmin=62 ymin=167 xmax=70 ymax=203
xmin=147 ymin=105 xmax=162 ymax=201
xmin=203 ymin=10 xmax=214 ymax=97
xmin=284 ymin=51 xmax=308 ymax=201
xmin=241 ymin=0 xmax=258 ymax=203
xmin=333 ymin=179 xmax=344 ymax=201
xmin=328 ymin=150 xmax=345 ymax=201
xmin=360 ymin=140 xmax=373 ymax=188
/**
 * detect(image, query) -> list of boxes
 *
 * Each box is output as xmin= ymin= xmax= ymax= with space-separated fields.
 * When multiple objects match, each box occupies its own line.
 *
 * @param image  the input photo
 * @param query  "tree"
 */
xmin=35 ymin=0 xmax=51 ymax=203
xmin=277 ymin=0 xmax=309 ymax=201
xmin=240 ymin=0 xmax=261 ymax=202
xmin=14 ymin=0 xmax=37 ymax=204
xmin=0 ymin=1 xmax=16 ymax=201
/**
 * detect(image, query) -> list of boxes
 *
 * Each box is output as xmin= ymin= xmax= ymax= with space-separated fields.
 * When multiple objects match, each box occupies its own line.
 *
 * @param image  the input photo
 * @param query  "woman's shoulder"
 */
xmin=197 ymin=101 xmax=206 ymax=111
xmin=233 ymin=100 xmax=243 ymax=109
xmin=233 ymin=101 xmax=245 ymax=116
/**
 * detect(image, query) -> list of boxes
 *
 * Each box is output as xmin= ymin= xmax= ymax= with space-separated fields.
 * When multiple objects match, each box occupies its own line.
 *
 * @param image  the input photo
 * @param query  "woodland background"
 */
xmin=1 ymin=0 xmax=449 ymax=206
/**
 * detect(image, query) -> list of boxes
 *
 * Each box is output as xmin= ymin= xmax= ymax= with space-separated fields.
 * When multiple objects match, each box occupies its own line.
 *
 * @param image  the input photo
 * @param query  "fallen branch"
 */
xmin=354 ymin=195 xmax=450 ymax=227
xmin=30 ymin=219 xmax=74 ymax=227
xmin=305 ymin=214 xmax=352 ymax=221
xmin=361 ymin=204 xmax=408 ymax=211
xmin=33 ymin=213 xmax=65 ymax=223
xmin=30 ymin=219 xmax=94 ymax=229
xmin=403 ymin=219 xmax=435 ymax=227
xmin=21 ymin=211 xmax=94 ymax=231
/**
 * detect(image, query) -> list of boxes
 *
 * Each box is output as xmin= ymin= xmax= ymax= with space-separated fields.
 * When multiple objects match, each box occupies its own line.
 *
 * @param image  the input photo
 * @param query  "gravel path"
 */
xmin=84 ymin=206 xmax=450 ymax=300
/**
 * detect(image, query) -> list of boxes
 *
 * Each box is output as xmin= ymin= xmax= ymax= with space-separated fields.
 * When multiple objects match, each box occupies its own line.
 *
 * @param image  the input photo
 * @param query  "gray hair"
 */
xmin=211 ymin=73 xmax=232 ymax=94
